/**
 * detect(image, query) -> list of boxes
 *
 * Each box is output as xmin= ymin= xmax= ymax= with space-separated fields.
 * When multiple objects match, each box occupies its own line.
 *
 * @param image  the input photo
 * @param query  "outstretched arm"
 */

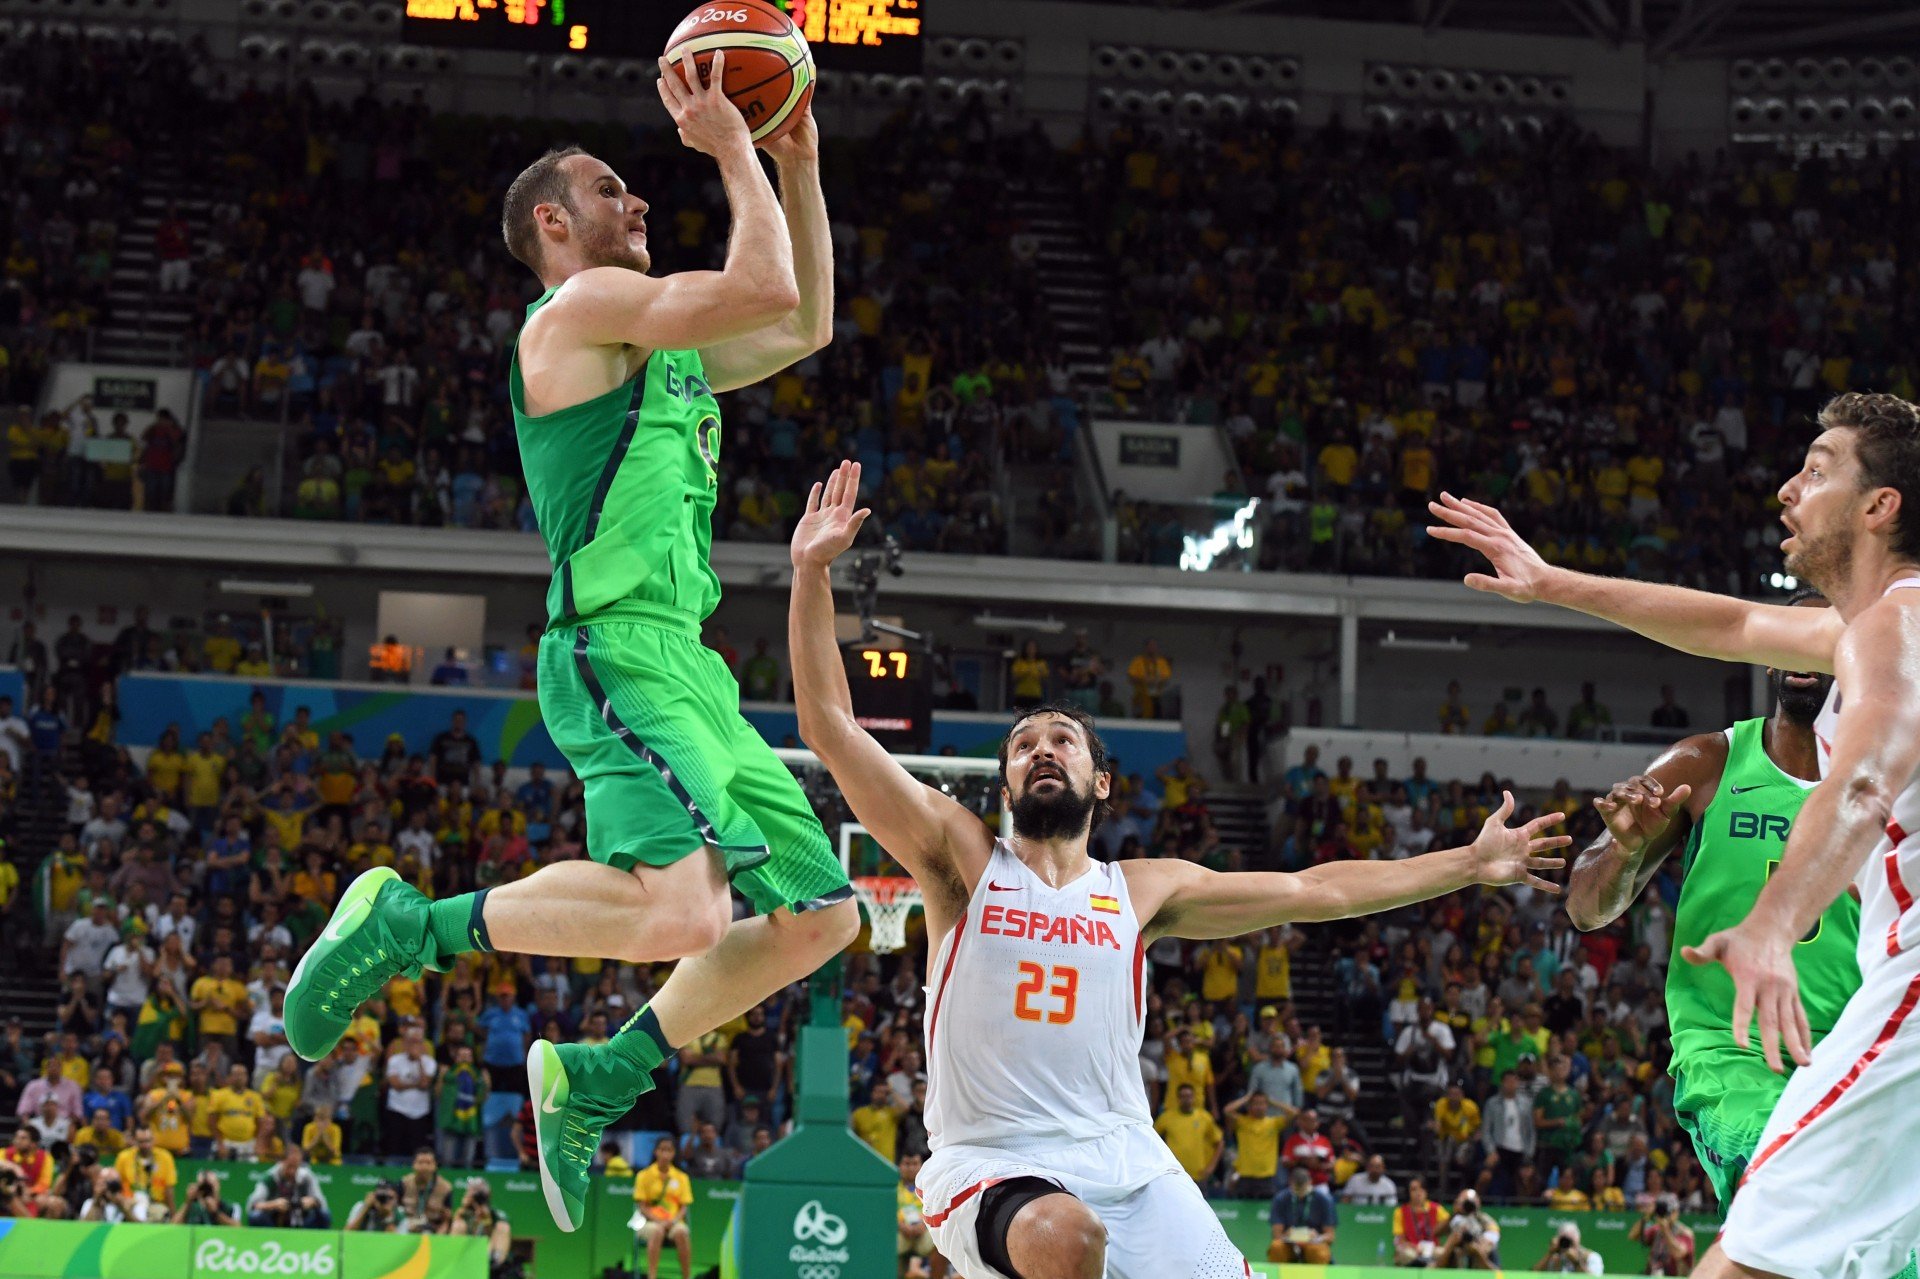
xmin=789 ymin=463 xmax=994 ymax=908
xmin=1566 ymin=733 xmax=1723 ymax=931
xmin=1427 ymin=494 xmax=1844 ymax=672
xmin=1125 ymin=793 xmax=1567 ymax=940
xmin=700 ymin=111 xmax=833 ymax=392
xmin=1686 ymin=598 xmax=1920 ymax=1070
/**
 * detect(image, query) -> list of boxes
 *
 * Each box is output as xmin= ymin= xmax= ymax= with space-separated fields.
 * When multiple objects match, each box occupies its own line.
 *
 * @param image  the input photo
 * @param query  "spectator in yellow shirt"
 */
xmin=1223 ymin=1091 xmax=1284 ymax=1199
xmin=1154 ymin=1084 xmax=1223 ymax=1184
xmin=189 ymin=955 xmax=250 ymax=1054
xmin=145 ymin=728 xmax=188 ymax=801
xmin=75 ymin=1107 xmax=128 ymax=1158
xmin=202 ymin=617 xmax=242 ymax=673
xmin=1163 ymin=1029 xmax=1216 ymax=1114
xmin=208 ymin=1063 xmax=267 ymax=1159
xmin=113 ymin=1125 xmax=178 ymax=1214
xmin=632 ymin=1136 xmax=695 ymax=1279
xmin=1430 ymin=1082 xmax=1482 ymax=1196
xmin=183 ymin=732 xmax=227 ymax=829
xmin=1126 ymin=641 xmax=1173 ymax=718
xmin=301 ymin=1112 xmax=345 ymax=1165
xmin=850 ymin=1082 xmax=907 ymax=1163
xmin=1199 ymin=942 xmax=1243 ymax=1005
xmin=1255 ymin=931 xmax=1295 ymax=1003
xmin=1295 ymin=1025 xmax=1333 ymax=1095
xmin=1317 ymin=429 xmax=1358 ymax=491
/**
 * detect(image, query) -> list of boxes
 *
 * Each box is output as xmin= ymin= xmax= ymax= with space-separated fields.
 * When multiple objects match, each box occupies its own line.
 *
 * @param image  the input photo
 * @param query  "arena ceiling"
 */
xmin=1093 ymin=0 xmax=1920 ymax=57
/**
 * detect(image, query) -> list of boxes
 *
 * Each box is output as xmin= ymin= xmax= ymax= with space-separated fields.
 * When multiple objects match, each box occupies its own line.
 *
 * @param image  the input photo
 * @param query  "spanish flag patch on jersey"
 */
xmin=1089 ymin=893 xmax=1120 ymax=914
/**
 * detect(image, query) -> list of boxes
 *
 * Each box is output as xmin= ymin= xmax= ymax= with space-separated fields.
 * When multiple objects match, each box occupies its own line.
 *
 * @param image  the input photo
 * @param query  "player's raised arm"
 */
xmin=1686 ymin=598 xmax=1920 ymax=1071
xmin=699 ymin=109 xmax=833 ymax=393
xmin=1126 ymin=792 xmax=1568 ymax=940
xmin=549 ymin=50 xmax=799 ymax=353
xmin=1565 ymin=736 xmax=1721 ymax=931
xmin=788 ymin=462 xmax=993 ymax=886
xmin=1427 ymin=493 xmax=1845 ymax=673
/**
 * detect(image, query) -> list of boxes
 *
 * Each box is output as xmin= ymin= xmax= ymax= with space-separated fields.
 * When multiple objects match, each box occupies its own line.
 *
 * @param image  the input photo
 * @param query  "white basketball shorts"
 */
xmin=1721 ymin=949 xmax=1920 ymax=1279
xmin=917 ymin=1122 xmax=1251 ymax=1279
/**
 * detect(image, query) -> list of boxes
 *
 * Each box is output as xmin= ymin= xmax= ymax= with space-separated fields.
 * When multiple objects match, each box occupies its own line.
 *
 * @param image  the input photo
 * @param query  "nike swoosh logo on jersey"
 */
xmin=987 ymin=881 xmax=1020 ymax=892
xmin=324 ymin=896 xmax=374 ymax=943
xmin=1729 ymin=784 xmax=1768 ymax=795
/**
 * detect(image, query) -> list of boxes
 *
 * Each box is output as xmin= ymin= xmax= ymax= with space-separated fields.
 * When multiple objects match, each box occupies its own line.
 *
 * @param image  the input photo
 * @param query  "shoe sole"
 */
xmin=285 ymin=865 xmax=400 ymax=1061
xmin=528 ymin=1038 xmax=582 ymax=1233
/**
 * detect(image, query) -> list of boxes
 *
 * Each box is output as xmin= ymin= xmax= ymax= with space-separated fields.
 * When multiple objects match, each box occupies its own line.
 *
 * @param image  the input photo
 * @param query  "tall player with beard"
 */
xmin=1429 ymin=392 xmax=1920 ymax=1278
xmin=286 ymin=63 xmax=861 ymax=1233
xmin=1564 ymin=589 xmax=1861 ymax=1208
xmin=789 ymin=463 xmax=1572 ymax=1279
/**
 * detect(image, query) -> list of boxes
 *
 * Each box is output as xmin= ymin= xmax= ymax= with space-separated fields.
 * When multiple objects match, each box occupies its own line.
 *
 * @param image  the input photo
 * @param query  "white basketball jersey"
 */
xmin=923 ymin=841 xmax=1151 ymax=1152
xmin=1812 ymin=577 xmax=1920 ymax=970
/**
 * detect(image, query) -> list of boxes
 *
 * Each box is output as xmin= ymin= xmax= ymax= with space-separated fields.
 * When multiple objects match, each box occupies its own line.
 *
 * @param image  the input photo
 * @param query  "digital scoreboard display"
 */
xmin=842 ymin=647 xmax=932 ymax=754
xmin=401 ymin=0 xmax=924 ymax=72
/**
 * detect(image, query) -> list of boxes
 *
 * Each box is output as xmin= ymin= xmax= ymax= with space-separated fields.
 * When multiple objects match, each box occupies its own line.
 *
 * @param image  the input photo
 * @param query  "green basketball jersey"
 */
xmin=510 ymin=286 xmax=724 ymax=627
xmin=1667 ymin=717 xmax=1862 ymax=1065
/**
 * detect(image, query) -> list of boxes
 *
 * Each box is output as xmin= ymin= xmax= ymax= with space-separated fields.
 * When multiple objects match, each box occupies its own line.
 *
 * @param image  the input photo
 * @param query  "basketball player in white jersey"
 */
xmin=1429 ymin=391 xmax=1920 ymax=1279
xmin=789 ymin=462 xmax=1571 ymax=1279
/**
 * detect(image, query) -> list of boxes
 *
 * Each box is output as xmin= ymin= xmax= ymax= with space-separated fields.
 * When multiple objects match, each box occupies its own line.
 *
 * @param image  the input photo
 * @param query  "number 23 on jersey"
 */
xmin=1014 ymin=962 xmax=1080 ymax=1024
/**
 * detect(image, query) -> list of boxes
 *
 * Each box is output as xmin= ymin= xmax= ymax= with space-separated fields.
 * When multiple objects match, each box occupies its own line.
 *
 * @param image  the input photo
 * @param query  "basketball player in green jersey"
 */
xmin=283 ymin=54 xmax=857 ymax=1232
xmin=1566 ymin=593 xmax=1860 ymax=1207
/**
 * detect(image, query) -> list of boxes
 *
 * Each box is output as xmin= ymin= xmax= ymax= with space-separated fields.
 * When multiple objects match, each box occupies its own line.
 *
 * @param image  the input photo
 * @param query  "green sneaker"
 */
xmin=285 ymin=867 xmax=438 ymax=1061
xmin=528 ymin=1039 xmax=650 ymax=1232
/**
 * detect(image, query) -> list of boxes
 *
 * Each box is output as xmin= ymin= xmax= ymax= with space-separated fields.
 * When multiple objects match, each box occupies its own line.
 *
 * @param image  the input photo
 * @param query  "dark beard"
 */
xmin=1010 ymin=777 xmax=1096 ymax=841
xmin=1785 ymin=525 xmax=1852 ymax=594
xmin=1771 ymin=669 xmax=1834 ymax=723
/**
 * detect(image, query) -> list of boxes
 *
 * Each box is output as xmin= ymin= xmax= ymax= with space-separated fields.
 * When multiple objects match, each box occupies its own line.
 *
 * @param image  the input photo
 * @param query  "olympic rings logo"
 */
xmin=794 ymin=1266 xmax=842 ymax=1279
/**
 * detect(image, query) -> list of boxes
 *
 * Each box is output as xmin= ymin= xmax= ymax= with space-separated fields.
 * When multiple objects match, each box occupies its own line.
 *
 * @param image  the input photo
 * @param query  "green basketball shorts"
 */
xmin=537 ymin=605 xmax=849 ymax=916
xmin=1672 ymin=1047 xmax=1791 ymax=1208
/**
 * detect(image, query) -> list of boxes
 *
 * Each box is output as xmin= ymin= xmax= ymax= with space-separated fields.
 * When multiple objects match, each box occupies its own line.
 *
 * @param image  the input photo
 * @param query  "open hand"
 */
xmin=1683 ymin=922 xmax=1811 ymax=1072
xmin=1594 ymin=775 xmax=1692 ymax=855
xmin=656 ymin=48 xmax=752 ymax=159
xmin=790 ymin=461 xmax=870 ymax=570
xmin=1467 ymin=791 xmax=1570 ymax=892
xmin=1426 ymin=493 xmax=1554 ymax=603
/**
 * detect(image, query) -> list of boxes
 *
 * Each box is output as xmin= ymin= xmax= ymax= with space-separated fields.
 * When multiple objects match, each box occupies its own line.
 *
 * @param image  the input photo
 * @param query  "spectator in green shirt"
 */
xmin=739 ymin=639 xmax=783 ymax=702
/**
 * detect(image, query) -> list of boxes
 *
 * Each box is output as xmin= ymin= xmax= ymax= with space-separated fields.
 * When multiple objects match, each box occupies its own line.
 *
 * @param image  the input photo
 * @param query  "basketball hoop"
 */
xmin=851 ymin=876 xmax=923 ymax=954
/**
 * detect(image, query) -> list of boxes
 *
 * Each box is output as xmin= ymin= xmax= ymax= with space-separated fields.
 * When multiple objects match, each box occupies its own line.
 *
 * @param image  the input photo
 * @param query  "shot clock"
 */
xmin=401 ymin=0 xmax=924 ymax=72
xmin=842 ymin=646 xmax=932 ymax=753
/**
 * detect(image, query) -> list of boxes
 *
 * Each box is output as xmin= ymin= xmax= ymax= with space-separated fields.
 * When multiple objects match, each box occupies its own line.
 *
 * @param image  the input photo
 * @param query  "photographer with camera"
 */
xmin=1534 ymin=1222 xmax=1603 ymax=1275
xmin=77 ymin=1165 xmax=132 ymax=1222
xmin=450 ymin=1177 xmax=514 ymax=1276
xmin=1434 ymin=1189 xmax=1502 ymax=1270
xmin=346 ymin=1179 xmax=407 ymax=1232
xmin=173 ymin=1170 xmax=238 ymax=1226
xmin=246 ymin=1147 xmax=330 ymax=1228
xmin=1628 ymin=1194 xmax=1695 ymax=1276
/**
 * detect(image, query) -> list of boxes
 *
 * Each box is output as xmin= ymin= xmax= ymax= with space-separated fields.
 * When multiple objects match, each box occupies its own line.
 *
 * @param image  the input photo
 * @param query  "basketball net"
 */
xmin=851 ymin=876 xmax=923 ymax=954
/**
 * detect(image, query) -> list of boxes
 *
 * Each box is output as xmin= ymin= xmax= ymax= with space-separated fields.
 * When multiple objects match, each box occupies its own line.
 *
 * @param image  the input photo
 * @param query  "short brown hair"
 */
xmin=501 ymin=145 xmax=587 ymax=273
xmin=1819 ymin=391 xmax=1920 ymax=560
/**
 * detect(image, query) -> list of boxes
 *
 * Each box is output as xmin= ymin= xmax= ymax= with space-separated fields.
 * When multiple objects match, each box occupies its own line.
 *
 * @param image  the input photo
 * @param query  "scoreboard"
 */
xmin=842 ymin=646 xmax=933 ymax=754
xmin=401 ymin=0 xmax=925 ymax=72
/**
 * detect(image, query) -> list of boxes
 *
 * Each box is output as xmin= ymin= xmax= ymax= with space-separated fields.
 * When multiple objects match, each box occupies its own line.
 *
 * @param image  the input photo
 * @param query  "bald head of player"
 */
xmin=995 ymin=703 xmax=1113 ymax=842
xmin=1778 ymin=392 xmax=1920 ymax=606
xmin=501 ymin=147 xmax=651 ymax=287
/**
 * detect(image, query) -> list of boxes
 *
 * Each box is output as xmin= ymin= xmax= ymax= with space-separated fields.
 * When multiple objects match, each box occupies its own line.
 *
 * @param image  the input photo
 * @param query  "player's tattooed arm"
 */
xmin=1126 ymin=793 xmax=1568 ymax=940
xmin=1427 ymin=493 xmax=1845 ymax=672
xmin=1566 ymin=732 xmax=1726 ymax=932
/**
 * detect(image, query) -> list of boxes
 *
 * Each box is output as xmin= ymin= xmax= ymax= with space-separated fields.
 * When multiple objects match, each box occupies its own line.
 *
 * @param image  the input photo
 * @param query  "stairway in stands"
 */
xmin=1287 ymin=945 xmax=1422 ymax=1178
xmin=1207 ymin=792 xmax=1273 ymax=870
xmin=93 ymin=144 xmax=205 ymax=367
xmin=0 ymin=753 xmax=73 ymax=1138
xmin=1007 ymin=178 xmax=1112 ymax=398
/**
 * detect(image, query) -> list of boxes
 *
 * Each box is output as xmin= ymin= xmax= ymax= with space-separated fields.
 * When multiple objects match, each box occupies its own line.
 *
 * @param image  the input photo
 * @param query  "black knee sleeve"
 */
xmin=977 ymin=1176 xmax=1074 ymax=1279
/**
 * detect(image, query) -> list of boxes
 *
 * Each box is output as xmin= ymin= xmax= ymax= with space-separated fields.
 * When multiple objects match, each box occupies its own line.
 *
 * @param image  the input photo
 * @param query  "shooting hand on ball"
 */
xmin=791 ymin=461 xmax=870 ymax=570
xmin=762 ymin=105 xmax=818 ymax=166
xmin=656 ymin=48 xmax=752 ymax=159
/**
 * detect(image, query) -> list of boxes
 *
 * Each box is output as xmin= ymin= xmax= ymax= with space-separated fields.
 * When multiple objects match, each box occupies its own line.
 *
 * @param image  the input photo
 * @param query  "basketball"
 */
xmin=663 ymin=0 xmax=815 ymax=148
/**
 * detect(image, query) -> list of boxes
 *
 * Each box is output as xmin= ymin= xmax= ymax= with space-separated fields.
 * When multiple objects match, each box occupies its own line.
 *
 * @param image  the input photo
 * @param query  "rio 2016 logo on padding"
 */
xmin=193 ymin=1238 xmax=338 ymax=1276
xmin=789 ymin=1199 xmax=851 ymax=1279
